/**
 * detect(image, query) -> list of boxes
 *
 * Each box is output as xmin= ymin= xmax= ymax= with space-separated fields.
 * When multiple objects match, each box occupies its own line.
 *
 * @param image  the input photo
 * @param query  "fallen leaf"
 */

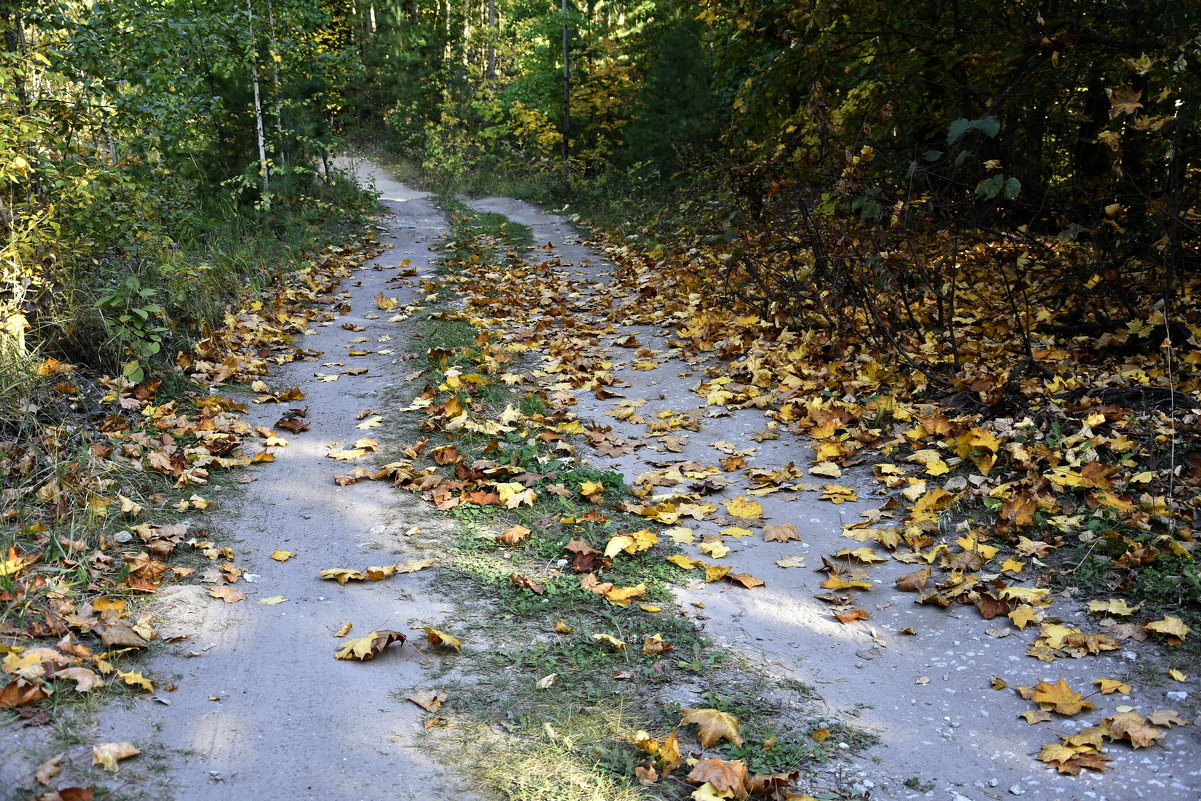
xmin=92 ymin=742 xmax=139 ymax=772
xmin=117 ymin=670 xmax=153 ymax=692
xmin=724 ymin=496 xmax=763 ymax=519
xmin=258 ymin=595 xmax=287 ymax=605
xmin=1147 ymin=709 xmax=1187 ymax=727
xmin=334 ymin=630 xmax=407 ymax=660
xmin=270 ymin=550 xmax=295 ymax=561
xmin=1105 ymin=711 xmax=1164 ymax=748
xmin=34 ymin=754 xmax=63 ymax=785
xmin=409 ymin=689 xmax=447 ymax=712
xmin=207 ymin=586 xmax=245 ymax=604
xmin=1094 ymin=678 xmax=1131 ymax=695
xmin=1027 ymin=677 xmax=1095 ymax=716
xmin=762 ymin=523 xmax=800 ymax=542
xmin=833 ymin=608 xmax=870 ymax=624
xmin=334 ymin=622 xmax=353 ymax=637
xmin=497 ymin=525 xmax=531 ymax=546
xmin=1144 ymin=615 xmax=1190 ymax=644
xmin=593 ymin=633 xmax=629 ymax=650
xmin=680 ymin=707 xmax=743 ymax=748
xmin=413 ymin=627 xmax=462 ymax=651
xmin=687 ymin=758 xmax=749 ymax=800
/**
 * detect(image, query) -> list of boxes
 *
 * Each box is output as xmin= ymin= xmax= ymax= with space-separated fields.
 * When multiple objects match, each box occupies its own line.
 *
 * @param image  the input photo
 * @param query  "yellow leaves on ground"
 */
xmin=0 ymin=547 xmax=39 ymax=578
xmin=592 ymin=633 xmax=629 ymax=650
xmin=116 ymin=670 xmax=153 ymax=692
xmin=723 ymin=496 xmax=762 ymax=520
xmin=1094 ymin=678 xmax=1131 ymax=695
xmin=270 ymin=550 xmax=295 ymax=562
xmin=604 ymin=529 xmax=659 ymax=558
xmin=680 ymin=707 xmax=743 ymax=748
xmin=687 ymin=759 xmax=749 ymax=801
xmin=581 ymin=573 xmax=647 ymax=605
xmin=412 ymin=627 xmax=462 ymax=651
xmin=318 ymin=558 xmax=433 ymax=584
xmin=334 ymin=630 xmax=407 ymax=661
xmin=92 ymin=742 xmax=139 ymax=772
xmin=1143 ymin=615 xmax=1190 ymax=644
xmin=326 ymin=437 xmax=379 ymax=460
xmin=1018 ymin=677 xmax=1094 ymax=716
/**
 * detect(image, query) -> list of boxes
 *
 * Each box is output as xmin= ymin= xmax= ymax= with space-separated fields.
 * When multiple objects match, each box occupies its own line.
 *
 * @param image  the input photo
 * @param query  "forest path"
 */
xmin=68 ymin=163 xmax=1198 ymax=801
xmin=89 ymin=162 xmax=469 ymax=801
xmin=455 ymin=192 xmax=1200 ymax=801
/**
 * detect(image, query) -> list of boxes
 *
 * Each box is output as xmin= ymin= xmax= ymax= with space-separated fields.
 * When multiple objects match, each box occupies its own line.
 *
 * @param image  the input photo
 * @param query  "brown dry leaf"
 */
xmin=496 ymin=525 xmax=531 ymax=546
xmin=833 ymin=608 xmax=870 ymax=624
xmin=762 ymin=523 xmax=800 ymax=542
xmin=54 ymin=667 xmax=103 ymax=693
xmin=34 ymin=754 xmax=63 ymax=785
xmin=511 ymin=573 xmax=545 ymax=594
xmin=680 ymin=707 xmax=743 ymax=748
xmin=1105 ymin=711 xmax=1164 ymax=748
xmin=726 ymin=572 xmax=765 ymax=589
xmin=333 ymin=630 xmax=407 ymax=661
xmin=895 ymin=566 xmax=932 ymax=592
xmin=687 ymin=758 xmax=750 ymax=801
xmin=208 ymin=586 xmax=245 ymax=604
xmin=1036 ymin=742 xmax=1110 ymax=775
xmin=33 ymin=789 xmax=94 ymax=801
xmin=92 ymin=742 xmax=139 ymax=772
xmin=1147 ymin=709 xmax=1187 ymax=728
xmin=642 ymin=634 xmax=675 ymax=655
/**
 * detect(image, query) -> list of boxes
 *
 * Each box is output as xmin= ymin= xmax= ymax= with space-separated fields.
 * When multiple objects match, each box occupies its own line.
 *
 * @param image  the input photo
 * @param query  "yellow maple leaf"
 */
xmin=680 ymin=708 xmax=743 ymax=748
xmin=270 ymin=550 xmax=295 ymax=562
xmin=724 ymin=496 xmax=763 ymax=519
xmin=1094 ymin=678 xmax=1131 ymax=695
xmin=412 ymin=626 xmax=462 ymax=651
xmin=666 ymin=554 xmax=701 ymax=570
xmin=833 ymin=547 xmax=886 ymax=564
xmin=699 ymin=540 xmax=730 ymax=559
xmin=1030 ymin=677 xmax=1094 ymax=715
xmin=1009 ymin=605 xmax=1042 ymax=630
xmin=117 ymin=670 xmax=153 ymax=692
xmin=334 ymin=629 xmax=406 ymax=660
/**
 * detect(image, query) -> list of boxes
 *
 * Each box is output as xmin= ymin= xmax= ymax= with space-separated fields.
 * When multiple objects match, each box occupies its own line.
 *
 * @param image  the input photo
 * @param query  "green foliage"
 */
xmin=1 ymin=0 xmax=373 ymax=379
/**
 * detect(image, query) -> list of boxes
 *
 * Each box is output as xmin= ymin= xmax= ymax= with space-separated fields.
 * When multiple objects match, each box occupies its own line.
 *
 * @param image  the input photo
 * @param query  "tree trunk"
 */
xmin=246 ymin=0 xmax=270 ymax=203
xmin=561 ymin=0 xmax=570 ymax=172
xmin=485 ymin=0 xmax=495 ymax=81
